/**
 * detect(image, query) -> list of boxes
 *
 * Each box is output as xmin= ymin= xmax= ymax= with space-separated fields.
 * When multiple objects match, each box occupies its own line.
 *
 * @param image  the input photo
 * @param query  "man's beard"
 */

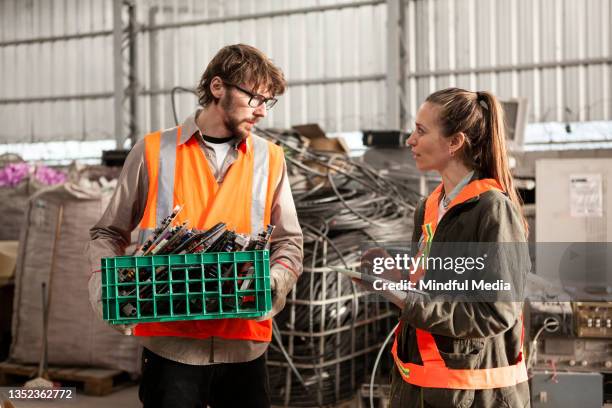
xmin=221 ymin=93 xmax=250 ymax=141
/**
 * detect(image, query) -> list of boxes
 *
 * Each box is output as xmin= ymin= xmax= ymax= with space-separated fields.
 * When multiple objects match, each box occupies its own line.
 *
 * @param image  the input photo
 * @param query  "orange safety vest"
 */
xmin=391 ymin=179 xmax=529 ymax=390
xmin=132 ymin=126 xmax=284 ymax=342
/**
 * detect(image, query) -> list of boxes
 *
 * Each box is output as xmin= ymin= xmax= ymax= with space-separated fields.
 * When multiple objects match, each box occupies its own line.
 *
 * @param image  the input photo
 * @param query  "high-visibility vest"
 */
xmin=132 ymin=126 xmax=285 ymax=342
xmin=392 ymin=178 xmax=529 ymax=390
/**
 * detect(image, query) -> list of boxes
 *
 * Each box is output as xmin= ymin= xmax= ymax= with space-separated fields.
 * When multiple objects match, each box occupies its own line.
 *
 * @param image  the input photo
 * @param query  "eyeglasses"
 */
xmin=224 ymin=82 xmax=278 ymax=110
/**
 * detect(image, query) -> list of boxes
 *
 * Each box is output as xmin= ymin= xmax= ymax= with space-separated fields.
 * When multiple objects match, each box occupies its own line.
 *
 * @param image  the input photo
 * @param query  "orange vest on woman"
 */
xmin=132 ymin=126 xmax=284 ymax=342
xmin=392 ymin=179 xmax=529 ymax=389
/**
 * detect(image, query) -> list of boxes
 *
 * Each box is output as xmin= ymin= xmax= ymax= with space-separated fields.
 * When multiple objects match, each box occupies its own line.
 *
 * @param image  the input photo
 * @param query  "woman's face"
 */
xmin=407 ymin=102 xmax=452 ymax=172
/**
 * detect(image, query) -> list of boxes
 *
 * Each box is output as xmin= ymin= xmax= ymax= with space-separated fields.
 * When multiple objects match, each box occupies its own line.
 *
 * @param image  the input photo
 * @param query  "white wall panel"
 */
xmin=0 ymin=0 xmax=608 ymax=146
xmin=405 ymin=0 xmax=612 ymax=127
xmin=1 ymin=0 xmax=387 ymax=143
xmin=0 ymin=0 xmax=115 ymax=143
xmin=134 ymin=0 xmax=387 ymax=136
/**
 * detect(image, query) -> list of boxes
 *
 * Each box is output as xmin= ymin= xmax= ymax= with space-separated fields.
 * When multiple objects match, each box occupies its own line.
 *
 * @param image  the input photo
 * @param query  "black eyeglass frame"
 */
xmin=224 ymin=82 xmax=278 ymax=110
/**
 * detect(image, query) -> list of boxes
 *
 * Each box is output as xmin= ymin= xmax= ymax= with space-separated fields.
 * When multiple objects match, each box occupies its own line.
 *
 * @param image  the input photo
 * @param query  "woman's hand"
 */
xmin=352 ymin=247 xmax=408 ymax=309
xmin=360 ymin=247 xmax=403 ymax=283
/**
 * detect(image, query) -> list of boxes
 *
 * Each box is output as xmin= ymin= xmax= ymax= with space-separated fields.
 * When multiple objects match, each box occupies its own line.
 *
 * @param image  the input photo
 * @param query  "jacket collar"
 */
xmin=455 ymin=170 xmax=496 ymax=205
xmin=424 ymin=173 xmax=504 ymax=235
xmin=434 ymin=169 xmax=502 ymax=209
xmin=462 ymin=170 xmax=484 ymax=205
xmin=442 ymin=170 xmax=474 ymax=207
xmin=179 ymin=108 xmax=249 ymax=154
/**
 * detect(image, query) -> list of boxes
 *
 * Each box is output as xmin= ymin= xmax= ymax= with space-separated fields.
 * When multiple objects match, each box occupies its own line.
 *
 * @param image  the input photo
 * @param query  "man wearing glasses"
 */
xmin=87 ymin=44 xmax=303 ymax=408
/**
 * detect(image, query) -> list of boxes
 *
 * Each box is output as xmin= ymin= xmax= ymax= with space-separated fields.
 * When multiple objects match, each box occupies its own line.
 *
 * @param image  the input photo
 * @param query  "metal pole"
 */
xmin=127 ymin=1 xmax=138 ymax=147
xmin=148 ymin=6 xmax=160 ymax=132
xmin=386 ymin=0 xmax=401 ymax=129
xmin=398 ymin=0 xmax=408 ymax=130
xmin=112 ymin=0 xmax=125 ymax=149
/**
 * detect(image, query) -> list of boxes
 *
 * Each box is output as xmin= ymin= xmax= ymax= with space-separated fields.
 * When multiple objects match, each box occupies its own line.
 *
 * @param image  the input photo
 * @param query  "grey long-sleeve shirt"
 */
xmin=87 ymin=109 xmax=303 ymax=365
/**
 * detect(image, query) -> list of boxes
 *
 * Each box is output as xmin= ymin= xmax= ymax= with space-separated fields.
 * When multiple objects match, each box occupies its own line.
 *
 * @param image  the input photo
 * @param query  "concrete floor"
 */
xmin=1 ymin=387 xmax=363 ymax=408
xmin=3 ymin=387 xmax=364 ymax=408
xmin=4 ymin=387 xmax=612 ymax=408
xmin=3 ymin=385 xmax=141 ymax=408
xmin=3 ymin=386 xmax=365 ymax=408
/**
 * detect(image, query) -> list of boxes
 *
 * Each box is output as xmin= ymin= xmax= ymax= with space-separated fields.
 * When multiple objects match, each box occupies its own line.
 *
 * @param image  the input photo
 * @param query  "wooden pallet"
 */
xmin=0 ymin=361 xmax=131 ymax=396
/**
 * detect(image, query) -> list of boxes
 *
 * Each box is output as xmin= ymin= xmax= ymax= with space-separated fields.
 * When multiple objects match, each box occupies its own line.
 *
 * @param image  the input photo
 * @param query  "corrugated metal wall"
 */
xmin=0 ymin=0 xmax=387 ymax=144
xmin=404 ymin=0 xmax=612 ymax=126
xmin=136 ymin=0 xmax=387 ymax=135
xmin=0 ymin=0 xmax=610 ymax=145
xmin=0 ymin=0 xmax=115 ymax=143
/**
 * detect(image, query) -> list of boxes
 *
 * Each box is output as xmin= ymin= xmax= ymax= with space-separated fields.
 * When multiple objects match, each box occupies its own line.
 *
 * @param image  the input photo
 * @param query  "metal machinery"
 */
xmin=528 ymin=158 xmax=612 ymax=406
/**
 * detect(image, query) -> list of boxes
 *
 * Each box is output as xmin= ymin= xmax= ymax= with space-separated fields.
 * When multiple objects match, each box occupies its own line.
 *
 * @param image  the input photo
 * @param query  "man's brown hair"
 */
xmin=196 ymin=44 xmax=286 ymax=107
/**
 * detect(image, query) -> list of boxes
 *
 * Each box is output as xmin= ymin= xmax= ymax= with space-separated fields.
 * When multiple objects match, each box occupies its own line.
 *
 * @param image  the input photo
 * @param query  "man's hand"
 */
xmin=352 ymin=247 xmax=414 ymax=309
xmin=111 ymin=323 xmax=136 ymax=336
xmin=255 ymin=263 xmax=297 ymax=321
xmin=89 ymin=271 xmax=136 ymax=335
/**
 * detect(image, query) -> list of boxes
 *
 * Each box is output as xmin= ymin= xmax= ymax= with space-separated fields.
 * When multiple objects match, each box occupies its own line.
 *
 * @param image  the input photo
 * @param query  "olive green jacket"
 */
xmin=390 ymin=177 xmax=531 ymax=408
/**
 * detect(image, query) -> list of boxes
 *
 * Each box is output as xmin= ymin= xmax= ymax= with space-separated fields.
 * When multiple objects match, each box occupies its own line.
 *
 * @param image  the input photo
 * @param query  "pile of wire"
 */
xmin=257 ymin=128 xmax=423 ymax=407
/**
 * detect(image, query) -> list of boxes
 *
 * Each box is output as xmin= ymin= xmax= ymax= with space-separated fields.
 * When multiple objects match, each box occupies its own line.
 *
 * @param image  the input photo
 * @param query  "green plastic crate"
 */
xmin=101 ymin=250 xmax=271 ymax=324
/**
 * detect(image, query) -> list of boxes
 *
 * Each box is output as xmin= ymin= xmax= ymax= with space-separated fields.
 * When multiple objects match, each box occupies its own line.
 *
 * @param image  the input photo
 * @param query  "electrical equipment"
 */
xmin=574 ymin=302 xmax=612 ymax=338
xmin=136 ymin=205 xmax=184 ymax=255
xmin=531 ymin=336 xmax=612 ymax=373
xmin=536 ymin=158 xmax=612 ymax=244
xmin=362 ymin=130 xmax=410 ymax=148
xmin=530 ymin=371 xmax=603 ymax=407
xmin=527 ymin=301 xmax=574 ymax=337
xmin=500 ymin=98 xmax=528 ymax=151
xmin=526 ymin=301 xmax=612 ymax=373
xmin=246 ymin=225 xmax=275 ymax=251
xmin=117 ymin=210 xmax=274 ymax=317
xmin=535 ymin=159 xmax=612 ymax=296
xmin=101 ymin=149 xmax=130 ymax=167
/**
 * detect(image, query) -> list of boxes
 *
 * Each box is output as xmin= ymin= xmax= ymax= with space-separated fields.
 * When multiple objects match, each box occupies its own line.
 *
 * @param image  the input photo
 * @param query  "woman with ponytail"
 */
xmin=386 ymin=88 xmax=531 ymax=407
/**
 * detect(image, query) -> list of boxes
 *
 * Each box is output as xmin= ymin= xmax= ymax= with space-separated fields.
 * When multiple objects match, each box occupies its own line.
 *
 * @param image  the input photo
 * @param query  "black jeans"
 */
xmin=139 ymin=348 xmax=271 ymax=408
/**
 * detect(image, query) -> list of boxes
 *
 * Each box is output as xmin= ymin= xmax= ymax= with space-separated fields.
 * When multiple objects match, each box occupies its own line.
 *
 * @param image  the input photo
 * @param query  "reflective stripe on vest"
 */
xmin=250 ymin=135 xmax=270 ymax=235
xmin=392 ymin=178 xmax=529 ymax=390
xmin=137 ymin=127 xmax=179 ymax=246
xmin=156 ymin=127 xmax=179 ymax=228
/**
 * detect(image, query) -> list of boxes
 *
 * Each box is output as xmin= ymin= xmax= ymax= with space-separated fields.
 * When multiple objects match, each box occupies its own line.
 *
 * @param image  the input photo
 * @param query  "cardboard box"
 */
xmin=291 ymin=124 xmax=352 ymax=188
xmin=292 ymin=124 xmax=350 ymax=155
xmin=0 ymin=241 xmax=18 ymax=279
